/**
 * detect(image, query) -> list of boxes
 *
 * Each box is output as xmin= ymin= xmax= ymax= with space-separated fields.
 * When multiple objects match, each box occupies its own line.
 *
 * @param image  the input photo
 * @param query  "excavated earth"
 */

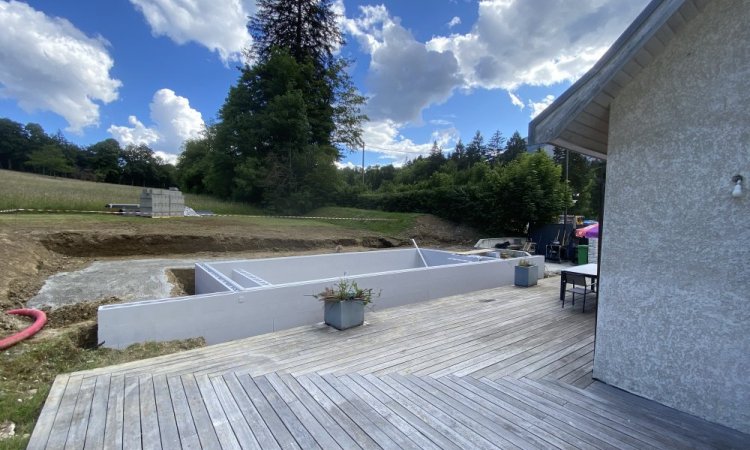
xmin=0 ymin=214 xmax=478 ymax=335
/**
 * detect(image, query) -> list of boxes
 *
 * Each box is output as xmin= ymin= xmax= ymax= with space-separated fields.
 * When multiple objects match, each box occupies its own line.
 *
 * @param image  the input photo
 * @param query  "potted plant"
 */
xmin=313 ymin=279 xmax=378 ymax=330
xmin=514 ymin=259 xmax=538 ymax=287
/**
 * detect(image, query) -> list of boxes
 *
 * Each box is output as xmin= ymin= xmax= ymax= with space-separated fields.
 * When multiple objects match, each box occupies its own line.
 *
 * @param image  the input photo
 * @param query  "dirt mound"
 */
xmin=40 ymin=232 xmax=402 ymax=257
xmin=0 ymin=232 xmax=86 ymax=313
xmin=406 ymin=215 xmax=480 ymax=245
xmin=42 ymin=297 xmax=122 ymax=328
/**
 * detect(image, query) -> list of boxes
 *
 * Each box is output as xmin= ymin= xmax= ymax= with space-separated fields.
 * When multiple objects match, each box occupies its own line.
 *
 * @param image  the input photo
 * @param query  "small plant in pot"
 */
xmin=313 ymin=279 xmax=378 ymax=330
xmin=514 ymin=259 xmax=538 ymax=287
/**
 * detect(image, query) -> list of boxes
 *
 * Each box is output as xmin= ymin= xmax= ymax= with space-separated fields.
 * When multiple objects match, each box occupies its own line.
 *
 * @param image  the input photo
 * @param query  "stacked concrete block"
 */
xmin=139 ymin=187 xmax=185 ymax=217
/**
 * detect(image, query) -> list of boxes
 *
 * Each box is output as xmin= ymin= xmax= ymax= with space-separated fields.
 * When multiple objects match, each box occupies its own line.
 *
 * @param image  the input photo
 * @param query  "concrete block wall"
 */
xmin=139 ymin=187 xmax=185 ymax=217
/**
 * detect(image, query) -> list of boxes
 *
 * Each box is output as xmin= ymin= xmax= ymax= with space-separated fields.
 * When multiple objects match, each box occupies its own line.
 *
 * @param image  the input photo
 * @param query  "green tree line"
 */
xmin=0 ymin=117 xmax=176 ymax=187
xmin=336 ymin=132 xmax=603 ymax=234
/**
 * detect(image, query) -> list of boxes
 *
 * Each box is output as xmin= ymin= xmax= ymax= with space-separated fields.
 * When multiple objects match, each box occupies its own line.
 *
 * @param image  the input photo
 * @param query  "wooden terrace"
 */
xmin=28 ymin=278 xmax=747 ymax=449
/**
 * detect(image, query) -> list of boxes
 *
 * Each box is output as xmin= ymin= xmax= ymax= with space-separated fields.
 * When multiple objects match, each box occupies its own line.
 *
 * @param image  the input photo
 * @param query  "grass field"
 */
xmin=0 ymin=169 xmax=262 ymax=215
xmin=0 ymin=170 xmax=420 ymax=236
xmin=307 ymin=206 xmax=420 ymax=235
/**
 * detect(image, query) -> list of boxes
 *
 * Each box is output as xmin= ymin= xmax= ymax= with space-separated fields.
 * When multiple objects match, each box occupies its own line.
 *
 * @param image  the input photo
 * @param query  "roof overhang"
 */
xmin=528 ymin=0 xmax=710 ymax=160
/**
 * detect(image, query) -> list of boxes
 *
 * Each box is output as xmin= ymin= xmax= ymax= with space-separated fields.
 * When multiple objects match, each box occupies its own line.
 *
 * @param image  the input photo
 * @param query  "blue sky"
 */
xmin=0 ymin=0 xmax=649 ymax=167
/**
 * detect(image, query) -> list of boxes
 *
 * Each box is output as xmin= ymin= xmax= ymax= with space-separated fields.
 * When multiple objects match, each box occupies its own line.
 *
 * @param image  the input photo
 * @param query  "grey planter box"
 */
xmin=324 ymin=300 xmax=365 ymax=330
xmin=514 ymin=265 xmax=538 ymax=287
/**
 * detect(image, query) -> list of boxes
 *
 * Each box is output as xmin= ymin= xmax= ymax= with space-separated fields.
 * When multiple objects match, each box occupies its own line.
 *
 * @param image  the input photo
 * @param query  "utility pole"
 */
xmin=362 ymin=142 xmax=365 ymax=186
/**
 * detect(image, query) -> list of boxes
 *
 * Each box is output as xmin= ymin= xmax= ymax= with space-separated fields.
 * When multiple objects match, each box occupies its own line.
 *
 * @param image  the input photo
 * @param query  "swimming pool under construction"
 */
xmin=98 ymin=248 xmax=543 ymax=348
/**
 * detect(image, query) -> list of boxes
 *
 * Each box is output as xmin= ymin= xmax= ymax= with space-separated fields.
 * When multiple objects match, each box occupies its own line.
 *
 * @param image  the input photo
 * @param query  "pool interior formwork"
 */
xmin=98 ymin=248 xmax=544 ymax=349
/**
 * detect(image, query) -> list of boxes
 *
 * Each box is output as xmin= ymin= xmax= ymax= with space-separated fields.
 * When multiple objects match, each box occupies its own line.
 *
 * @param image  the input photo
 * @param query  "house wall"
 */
xmin=594 ymin=0 xmax=749 ymax=433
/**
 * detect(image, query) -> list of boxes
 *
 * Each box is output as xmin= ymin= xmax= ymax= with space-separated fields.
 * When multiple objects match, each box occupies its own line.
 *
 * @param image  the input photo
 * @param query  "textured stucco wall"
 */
xmin=594 ymin=0 xmax=750 ymax=433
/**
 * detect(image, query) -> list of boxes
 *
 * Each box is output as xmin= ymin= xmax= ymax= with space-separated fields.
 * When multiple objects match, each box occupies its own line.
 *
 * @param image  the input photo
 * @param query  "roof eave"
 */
xmin=528 ymin=0 xmax=706 ymax=158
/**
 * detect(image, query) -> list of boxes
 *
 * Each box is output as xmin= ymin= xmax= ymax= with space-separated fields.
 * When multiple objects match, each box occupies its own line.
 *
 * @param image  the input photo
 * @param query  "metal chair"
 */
xmin=564 ymin=273 xmax=596 ymax=311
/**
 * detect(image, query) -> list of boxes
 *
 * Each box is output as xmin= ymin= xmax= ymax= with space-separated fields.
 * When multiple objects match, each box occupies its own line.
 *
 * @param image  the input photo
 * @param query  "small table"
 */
xmin=560 ymin=263 xmax=599 ymax=301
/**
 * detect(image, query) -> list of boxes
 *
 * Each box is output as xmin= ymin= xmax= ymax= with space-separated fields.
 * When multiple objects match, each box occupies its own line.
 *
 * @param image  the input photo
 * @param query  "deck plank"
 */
xmin=295 ymin=374 xmax=380 ymax=449
xmin=392 ymin=374 xmax=522 ymax=449
xmin=122 ymin=376 xmax=142 ymax=450
xmin=102 ymin=374 xmax=125 ymax=450
xmin=458 ymin=376 xmax=606 ymax=449
xmin=371 ymin=373 xmax=498 ymax=449
xmin=277 ymin=374 xmax=360 ymax=449
xmin=152 ymin=375 xmax=181 ymax=450
xmin=45 ymin=376 xmax=83 ymax=450
xmin=64 ymin=375 xmax=97 ymax=450
xmin=336 ymin=374 xmax=442 ymax=450
xmin=252 ymin=375 xmax=320 ymax=449
xmin=488 ymin=377 xmax=645 ymax=450
xmin=138 ymin=376 xmax=162 ymax=450
xmin=523 ymin=378 xmax=696 ymax=449
xmin=344 ymin=374 xmax=461 ymax=450
xmin=320 ymin=374 xmax=421 ymax=450
xmin=408 ymin=374 xmax=562 ymax=449
xmin=264 ymin=373 xmax=341 ymax=450
xmin=221 ymin=373 xmax=281 ymax=450
xmin=29 ymin=278 xmax=750 ymax=449
xmin=83 ymin=374 xmax=111 ymax=450
xmin=195 ymin=374 xmax=242 ymax=450
xmin=306 ymin=373 xmax=402 ymax=449
xmin=27 ymin=375 xmax=70 ymax=450
xmin=166 ymin=375 xmax=201 ymax=450
xmin=235 ymin=373 xmax=300 ymax=449
xmin=436 ymin=376 xmax=582 ymax=450
xmin=181 ymin=374 xmax=222 ymax=450
xmin=209 ymin=375 xmax=262 ymax=450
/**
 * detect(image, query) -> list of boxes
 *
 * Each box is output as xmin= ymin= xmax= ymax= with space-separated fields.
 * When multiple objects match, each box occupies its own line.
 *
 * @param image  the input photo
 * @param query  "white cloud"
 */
xmin=508 ymin=91 xmax=524 ymax=109
xmin=154 ymin=150 xmax=179 ymax=165
xmin=528 ymin=94 xmax=556 ymax=119
xmin=0 ymin=1 xmax=121 ymax=132
xmin=345 ymin=7 xmax=460 ymax=124
xmin=342 ymin=0 xmax=648 ymax=128
xmin=108 ymin=88 xmax=204 ymax=155
xmin=335 ymin=161 xmax=359 ymax=170
xmin=108 ymin=116 xmax=160 ymax=147
xmin=129 ymin=0 xmax=254 ymax=63
xmin=362 ymin=119 xmax=458 ymax=163
xmin=149 ymin=88 xmax=204 ymax=151
xmin=447 ymin=16 xmax=461 ymax=28
xmin=426 ymin=0 xmax=648 ymax=91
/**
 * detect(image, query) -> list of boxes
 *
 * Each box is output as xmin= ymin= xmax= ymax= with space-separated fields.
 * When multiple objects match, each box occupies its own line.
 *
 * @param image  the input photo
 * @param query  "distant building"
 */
xmin=529 ymin=0 xmax=749 ymax=434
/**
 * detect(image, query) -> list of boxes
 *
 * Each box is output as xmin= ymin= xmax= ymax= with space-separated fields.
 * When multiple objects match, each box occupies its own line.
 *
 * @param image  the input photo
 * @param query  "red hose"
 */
xmin=0 ymin=309 xmax=47 ymax=350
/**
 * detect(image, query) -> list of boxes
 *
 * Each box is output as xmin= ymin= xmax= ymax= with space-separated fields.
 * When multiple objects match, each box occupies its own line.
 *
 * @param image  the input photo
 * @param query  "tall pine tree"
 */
xmin=207 ymin=0 xmax=366 ymax=212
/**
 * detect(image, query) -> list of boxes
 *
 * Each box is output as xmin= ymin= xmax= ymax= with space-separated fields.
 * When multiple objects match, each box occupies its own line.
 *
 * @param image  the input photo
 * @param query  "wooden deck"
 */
xmin=29 ymin=278 xmax=747 ymax=449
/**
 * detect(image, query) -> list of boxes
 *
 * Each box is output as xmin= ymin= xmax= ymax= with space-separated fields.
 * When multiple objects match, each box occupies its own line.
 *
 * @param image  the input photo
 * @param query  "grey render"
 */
xmin=528 ymin=0 xmax=749 ymax=434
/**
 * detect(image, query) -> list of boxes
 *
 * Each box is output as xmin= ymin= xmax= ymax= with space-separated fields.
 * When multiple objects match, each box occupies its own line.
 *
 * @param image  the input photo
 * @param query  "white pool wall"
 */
xmin=98 ymin=249 xmax=544 ymax=349
xmin=197 ymin=249 xmax=429 ymax=290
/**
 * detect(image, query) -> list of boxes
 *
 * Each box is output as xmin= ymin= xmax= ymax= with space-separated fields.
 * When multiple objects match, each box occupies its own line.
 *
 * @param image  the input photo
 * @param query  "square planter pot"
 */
xmin=324 ymin=300 xmax=365 ymax=330
xmin=514 ymin=265 xmax=538 ymax=287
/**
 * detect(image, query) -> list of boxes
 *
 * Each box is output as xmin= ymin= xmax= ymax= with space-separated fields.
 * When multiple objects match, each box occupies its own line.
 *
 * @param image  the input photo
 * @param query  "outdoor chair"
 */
xmin=564 ymin=273 xmax=596 ymax=311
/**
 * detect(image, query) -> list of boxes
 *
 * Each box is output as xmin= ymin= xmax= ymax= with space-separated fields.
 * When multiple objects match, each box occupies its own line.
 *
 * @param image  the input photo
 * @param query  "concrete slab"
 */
xmin=28 ymin=258 xmax=196 ymax=308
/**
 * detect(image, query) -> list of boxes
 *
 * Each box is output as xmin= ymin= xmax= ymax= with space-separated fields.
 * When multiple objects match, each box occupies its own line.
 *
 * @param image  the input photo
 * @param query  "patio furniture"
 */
xmin=560 ymin=263 xmax=599 ymax=310
xmin=546 ymin=243 xmax=561 ymax=262
xmin=564 ymin=273 xmax=596 ymax=311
